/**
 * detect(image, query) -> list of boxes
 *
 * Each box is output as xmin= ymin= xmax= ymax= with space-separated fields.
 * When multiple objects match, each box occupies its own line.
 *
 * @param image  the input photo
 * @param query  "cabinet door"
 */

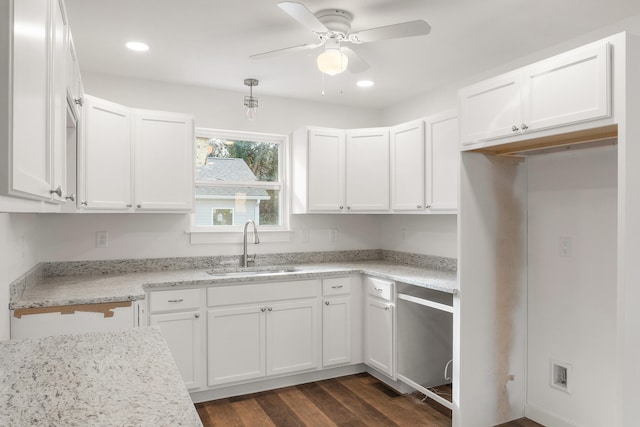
xmin=150 ymin=310 xmax=204 ymax=390
xmin=522 ymin=42 xmax=610 ymax=132
xmin=366 ymin=296 xmax=394 ymax=377
xmin=207 ymin=305 xmax=266 ymax=386
xmin=50 ymin=0 xmax=67 ymax=203
xmin=307 ymin=128 xmax=345 ymax=212
xmin=65 ymin=35 xmax=83 ymax=118
xmin=459 ymin=70 xmax=522 ymax=145
xmin=345 ymin=129 xmax=390 ymax=211
xmin=133 ymin=111 xmax=194 ymax=211
xmin=426 ymin=111 xmax=458 ymax=212
xmin=80 ymin=96 xmax=132 ymax=209
xmin=323 ymin=296 xmax=351 ymax=367
xmin=266 ymin=299 xmax=320 ymax=376
xmin=390 ymin=121 xmax=425 ymax=211
xmin=10 ymin=0 xmax=53 ymax=200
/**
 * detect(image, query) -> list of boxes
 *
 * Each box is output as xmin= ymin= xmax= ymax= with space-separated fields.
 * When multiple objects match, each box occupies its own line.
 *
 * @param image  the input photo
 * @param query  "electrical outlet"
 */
xmin=95 ymin=231 xmax=109 ymax=248
xmin=559 ymin=236 xmax=572 ymax=257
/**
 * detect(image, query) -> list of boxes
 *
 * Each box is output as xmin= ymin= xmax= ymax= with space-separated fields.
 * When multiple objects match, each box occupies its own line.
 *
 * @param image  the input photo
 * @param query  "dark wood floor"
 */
xmin=195 ymin=373 xmax=543 ymax=427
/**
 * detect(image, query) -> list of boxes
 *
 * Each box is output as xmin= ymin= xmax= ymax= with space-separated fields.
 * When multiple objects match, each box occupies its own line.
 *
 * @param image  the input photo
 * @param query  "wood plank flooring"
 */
xmin=195 ymin=373 xmax=544 ymax=427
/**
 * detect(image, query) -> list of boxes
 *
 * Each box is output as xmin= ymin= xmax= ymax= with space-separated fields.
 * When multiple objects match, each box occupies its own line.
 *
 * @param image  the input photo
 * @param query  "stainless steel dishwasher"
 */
xmin=396 ymin=282 xmax=453 ymax=410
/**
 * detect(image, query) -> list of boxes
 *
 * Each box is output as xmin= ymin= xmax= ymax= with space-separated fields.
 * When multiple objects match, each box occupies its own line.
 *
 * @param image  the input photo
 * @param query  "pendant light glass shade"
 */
xmin=317 ymin=48 xmax=348 ymax=76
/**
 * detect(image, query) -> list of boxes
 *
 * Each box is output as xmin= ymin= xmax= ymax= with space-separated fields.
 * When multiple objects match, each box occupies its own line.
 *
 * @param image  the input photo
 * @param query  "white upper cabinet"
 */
xmin=2 ymin=0 xmax=52 ymax=201
xmin=293 ymin=126 xmax=390 ymax=213
xmin=80 ymin=96 xmax=132 ymax=210
xmin=426 ymin=111 xmax=458 ymax=212
xmin=133 ymin=110 xmax=194 ymax=211
xmin=459 ymin=70 xmax=522 ymax=145
xmin=65 ymin=34 xmax=84 ymax=118
xmin=306 ymin=128 xmax=345 ymax=212
xmin=79 ymin=96 xmax=194 ymax=212
xmin=390 ymin=120 xmax=425 ymax=211
xmin=345 ymin=128 xmax=390 ymax=212
xmin=50 ymin=0 xmax=68 ymax=203
xmin=460 ymin=41 xmax=611 ymax=147
xmin=521 ymin=42 xmax=610 ymax=131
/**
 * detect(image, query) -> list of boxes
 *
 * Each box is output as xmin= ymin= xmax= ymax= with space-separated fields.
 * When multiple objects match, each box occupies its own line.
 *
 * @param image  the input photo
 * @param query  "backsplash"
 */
xmin=41 ymin=249 xmax=456 ymax=277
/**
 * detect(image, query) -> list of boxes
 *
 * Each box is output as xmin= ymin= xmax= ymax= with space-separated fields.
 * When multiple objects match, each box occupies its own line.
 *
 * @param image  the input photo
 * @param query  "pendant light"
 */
xmin=244 ymin=78 xmax=259 ymax=121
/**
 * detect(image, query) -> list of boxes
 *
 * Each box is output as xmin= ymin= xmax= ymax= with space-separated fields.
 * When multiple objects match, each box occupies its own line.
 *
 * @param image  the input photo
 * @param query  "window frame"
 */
xmin=190 ymin=128 xmax=289 ymax=234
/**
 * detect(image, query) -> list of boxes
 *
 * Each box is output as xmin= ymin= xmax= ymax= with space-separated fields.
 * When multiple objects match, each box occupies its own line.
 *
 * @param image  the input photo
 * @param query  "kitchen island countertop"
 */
xmin=11 ymin=261 xmax=457 ymax=310
xmin=0 ymin=327 xmax=202 ymax=427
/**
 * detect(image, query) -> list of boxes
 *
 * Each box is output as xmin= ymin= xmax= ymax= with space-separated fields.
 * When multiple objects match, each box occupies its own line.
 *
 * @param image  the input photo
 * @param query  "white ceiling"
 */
xmin=64 ymin=0 xmax=640 ymax=109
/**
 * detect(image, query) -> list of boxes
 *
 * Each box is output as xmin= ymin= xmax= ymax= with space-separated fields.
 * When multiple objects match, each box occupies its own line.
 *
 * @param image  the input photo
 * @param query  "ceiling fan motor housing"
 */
xmin=316 ymin=9 xmax=353 ymax=38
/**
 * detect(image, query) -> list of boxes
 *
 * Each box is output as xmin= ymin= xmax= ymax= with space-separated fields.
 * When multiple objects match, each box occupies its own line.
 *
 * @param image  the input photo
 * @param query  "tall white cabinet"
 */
xmin=305 ymin=128 xmax=345 ymax=212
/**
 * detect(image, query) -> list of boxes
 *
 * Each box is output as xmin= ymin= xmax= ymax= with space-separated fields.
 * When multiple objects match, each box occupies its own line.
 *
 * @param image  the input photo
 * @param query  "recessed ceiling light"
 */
xmin=356 ymin=80 xmax=374 ymax=88
xmin=125 ymin=41 xmax=150 ymax=52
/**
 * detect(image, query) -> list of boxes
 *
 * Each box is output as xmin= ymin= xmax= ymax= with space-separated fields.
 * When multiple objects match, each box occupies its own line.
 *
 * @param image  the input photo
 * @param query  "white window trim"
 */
xmin=189 ymin=128 xmax=290 ymax=239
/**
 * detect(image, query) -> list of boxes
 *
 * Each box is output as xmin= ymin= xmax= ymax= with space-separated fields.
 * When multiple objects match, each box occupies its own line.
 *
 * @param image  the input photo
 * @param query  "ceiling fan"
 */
xmin=250 ymin=1 xmax=431 ymax=76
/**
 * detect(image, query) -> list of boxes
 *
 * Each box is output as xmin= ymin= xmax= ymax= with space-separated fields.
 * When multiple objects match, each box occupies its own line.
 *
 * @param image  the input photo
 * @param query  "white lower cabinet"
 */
xmin=322 ymin=277 xmax=352 ymax=367
xmin=364 ymin=277 xmax=396 ymax=378
xmin=207 ymin=280 xmax=321 ymax=387
xmin=148 ymin=288 xmax=205 ymax=391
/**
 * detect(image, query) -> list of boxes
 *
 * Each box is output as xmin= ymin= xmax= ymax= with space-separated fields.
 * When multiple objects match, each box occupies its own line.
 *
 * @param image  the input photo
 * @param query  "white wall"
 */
xmin=526 ymin=147 xmax=617 ymax=426
xmin=378 ymin=214 xmax=457 ymax=258
xmin=0 ymin=213 xmax=40 ymax=339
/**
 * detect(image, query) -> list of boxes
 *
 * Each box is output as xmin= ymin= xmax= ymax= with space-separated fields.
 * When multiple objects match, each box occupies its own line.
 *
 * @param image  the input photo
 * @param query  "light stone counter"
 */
xmin=0 ymin=327 xmax=202 ymax=426
xmin=11 ymin=260 xmax=457 ymax=310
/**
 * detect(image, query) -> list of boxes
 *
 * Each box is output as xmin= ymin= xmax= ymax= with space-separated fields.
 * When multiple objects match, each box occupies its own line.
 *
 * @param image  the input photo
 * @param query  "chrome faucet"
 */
xmin=242 ymin=219 xmax=260 ymax=267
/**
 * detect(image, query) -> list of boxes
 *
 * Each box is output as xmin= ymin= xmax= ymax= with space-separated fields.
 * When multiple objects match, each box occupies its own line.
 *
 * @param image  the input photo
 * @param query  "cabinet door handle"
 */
xmin=511 ymin=125 xmax=519 ymax=132
xmin=325 ymin=301 xmax=330 ymax=306
xmin=81 ymin=201 xmax=88 ymax=206
xmin=50 ymin=186 xmax=62 ymax=197
xmin=521 ymin=123 xmax=529 ymax=131
xmin=261 ymin=307 xmax=266 ymax=312
xmin=65 ymin=194 xmax=75 ymax=202
xmin=74 ymin=98 xmax=83 ymax=106
xmin=267 ymin=307 xmax=273 ymax=312
xmin=126 ymin=204 xmax=132 ymax=208
xmin=331 ymin=285 xmax=343 ymax=289
xmin=168 ymin=299 xmax=183 ymax=303
xmin=375 ymin=288 xmax=383 ymax=293
xmin=347 ymin=206 xmax=351 ymax=210
xmin=137 ymin=204 xmax=142 ymax=208
xmin=385 ymin=305 xmax=391 ymax=311
xmin=339 ymin=206 xmax=344 ymax=210
xmin=194 ymin=313 xmax=200 ymax=319
xmin=417 ymin=205 xmax=422 ymax=209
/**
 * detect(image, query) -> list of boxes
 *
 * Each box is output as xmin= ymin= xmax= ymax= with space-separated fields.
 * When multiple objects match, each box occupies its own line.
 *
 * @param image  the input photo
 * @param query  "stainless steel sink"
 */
xmin=206 ymin=266 xmax=300 ymax=277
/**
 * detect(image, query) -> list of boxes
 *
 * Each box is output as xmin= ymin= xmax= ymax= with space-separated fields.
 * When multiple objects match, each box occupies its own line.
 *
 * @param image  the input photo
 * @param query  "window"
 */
xmin=192 ymin=128 xmax=287 ymax=231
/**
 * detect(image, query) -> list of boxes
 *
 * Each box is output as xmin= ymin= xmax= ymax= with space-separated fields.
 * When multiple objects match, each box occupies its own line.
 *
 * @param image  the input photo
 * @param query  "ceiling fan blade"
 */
xmin=277 ymin=2 xmax=328 ymax=33
xmin=250 ymin=42 xmax=323 ymax=60
xmin=341 ymin=46 xmax=370 ymax=73
xmin=349 ymin=20 xmax=431 ymax=44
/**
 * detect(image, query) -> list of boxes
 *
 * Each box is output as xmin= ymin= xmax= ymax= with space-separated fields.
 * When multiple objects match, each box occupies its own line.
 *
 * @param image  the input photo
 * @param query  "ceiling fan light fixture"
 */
xmin=317 ymin=48 xmax=348 ymax=76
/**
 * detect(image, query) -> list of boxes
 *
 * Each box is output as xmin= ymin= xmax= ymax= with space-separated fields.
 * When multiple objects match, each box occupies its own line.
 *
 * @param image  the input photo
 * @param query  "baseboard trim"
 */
xmin=525 ymin=403 xmax=579 ymax=427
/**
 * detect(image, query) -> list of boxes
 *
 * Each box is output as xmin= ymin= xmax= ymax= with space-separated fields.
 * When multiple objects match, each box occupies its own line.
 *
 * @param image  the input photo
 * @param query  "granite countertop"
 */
xmin=0 ymin=327 xmax=202 ymax=426
xmin=11 ymin=261 xmax=458 ymax=310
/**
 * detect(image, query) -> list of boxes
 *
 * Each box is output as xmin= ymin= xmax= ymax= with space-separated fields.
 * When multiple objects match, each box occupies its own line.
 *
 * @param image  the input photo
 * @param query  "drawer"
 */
xmin=366 ymin=277 xmax=394 ymax=302
xmin=208 ymin=280 xmax=320 ymax=307
xmin=322 ymin=277 xmax=350 ymax=296
xmin=149 ymin=288 xmax=202 ymax=313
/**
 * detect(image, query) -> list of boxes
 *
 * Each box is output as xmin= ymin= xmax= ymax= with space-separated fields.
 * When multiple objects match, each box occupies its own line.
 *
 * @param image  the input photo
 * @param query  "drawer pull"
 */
xmin=325 ymin=301 xmax=330 ymax=306
xmin=331 ymin=285 xmax=343 ymax=289
xmin=168 ymin=299 xmax=184 ymax=303
xmin=385 ymin=305 xmax=391 ymax=311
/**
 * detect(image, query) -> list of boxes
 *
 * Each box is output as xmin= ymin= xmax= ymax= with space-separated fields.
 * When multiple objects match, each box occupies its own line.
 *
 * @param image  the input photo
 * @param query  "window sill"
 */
xmin=187 ymin=228 xmax=294 ymax=245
